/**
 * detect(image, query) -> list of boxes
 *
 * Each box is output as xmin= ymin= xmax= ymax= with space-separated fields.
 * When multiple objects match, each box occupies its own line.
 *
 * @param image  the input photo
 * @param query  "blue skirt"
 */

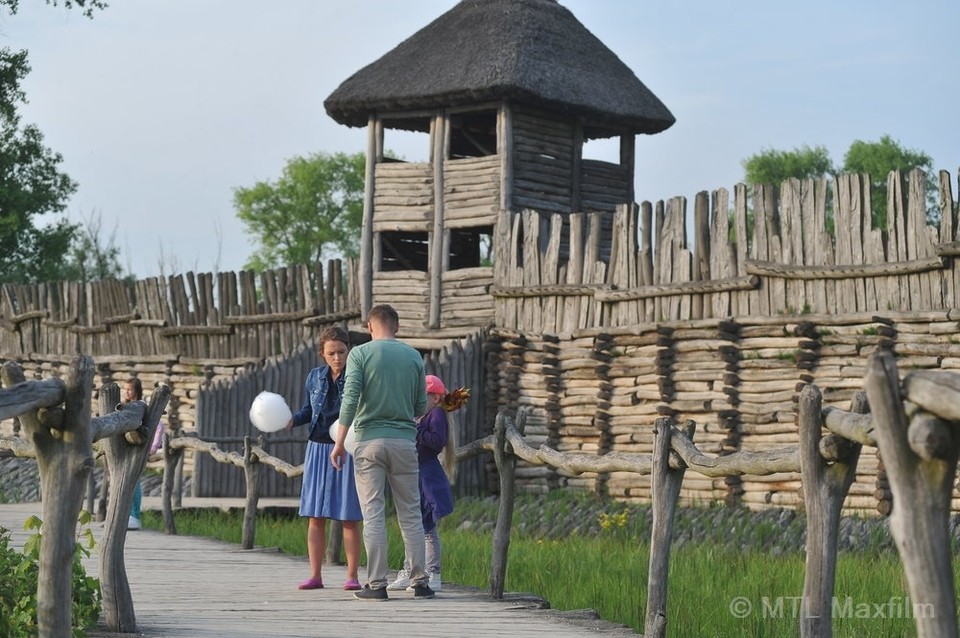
xmin=299 ymin=441 xmax=362 ymax=521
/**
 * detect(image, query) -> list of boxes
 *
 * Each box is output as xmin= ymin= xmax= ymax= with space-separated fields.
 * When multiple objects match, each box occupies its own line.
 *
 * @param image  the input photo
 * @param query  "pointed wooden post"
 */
xmin=645 ymin=417 xmax=694 ymax=638
xmin=798 ymin=385 xmax=863 ymax=637
xmin=866 ymin=351 xmax=958 ymax=637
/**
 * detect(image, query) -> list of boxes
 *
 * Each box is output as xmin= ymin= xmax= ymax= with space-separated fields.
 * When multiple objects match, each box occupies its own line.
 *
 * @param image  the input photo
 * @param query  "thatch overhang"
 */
xmin=324 ymin=0 xmax=675 ymax=138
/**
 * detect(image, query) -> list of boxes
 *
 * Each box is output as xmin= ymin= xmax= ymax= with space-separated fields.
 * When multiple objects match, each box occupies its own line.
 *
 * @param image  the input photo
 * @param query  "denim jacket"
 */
xmin=291 ymin=365 xmax=344 ymax=443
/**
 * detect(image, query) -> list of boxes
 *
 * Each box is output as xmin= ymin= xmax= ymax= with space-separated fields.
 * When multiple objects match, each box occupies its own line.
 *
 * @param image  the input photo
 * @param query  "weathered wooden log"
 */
xmin=0 ymin=375 xmax=65 ymax=421
xmin=865 ymin=351 xmax=958 ymax=638
xmin=902 ymin=369 xmax=960 ymax=421
xmin=160 ymin=432 xmax=181 ymax=534
xmin=799 ymin=386 xmax=863 ymax=638
xmin=745 ymin=256 xmax=944 ymax=279
xmin=99 ymin=382 xmax=171 ymax=633
xmin=822 ymin=401 xmax=875 ymax=446
xmin=645 ymin=419 xmax=694 ymax=638
xmin=241 ymin=436 xmax=262 ymax=550
xmin=489 ymin=409 xmax=524 ymax=599
xmin=1 ymin=356 xmax=94 ymax=638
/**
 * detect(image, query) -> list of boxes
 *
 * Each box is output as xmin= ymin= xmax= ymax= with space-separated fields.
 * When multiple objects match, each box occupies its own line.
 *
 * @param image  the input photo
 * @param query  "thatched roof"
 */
xmin=324 ymin=0 xmax=675 ymax=137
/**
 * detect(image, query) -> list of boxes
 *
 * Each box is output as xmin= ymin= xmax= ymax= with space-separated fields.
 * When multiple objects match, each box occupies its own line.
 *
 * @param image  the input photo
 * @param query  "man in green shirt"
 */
xmin=331 ymin=304 xmax=432 ymax=600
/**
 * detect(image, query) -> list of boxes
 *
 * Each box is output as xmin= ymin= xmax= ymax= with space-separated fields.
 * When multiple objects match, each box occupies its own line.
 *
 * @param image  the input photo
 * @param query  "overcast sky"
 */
xmin=4 ymin=1 xmax=957 ymax=278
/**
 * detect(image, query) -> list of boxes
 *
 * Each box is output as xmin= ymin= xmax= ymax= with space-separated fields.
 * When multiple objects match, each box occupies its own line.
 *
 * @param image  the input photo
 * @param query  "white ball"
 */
xmin=249 ymin=391 xmax=292 ymax=433
xmin=328 ymin=419 xmax=357 ymax=455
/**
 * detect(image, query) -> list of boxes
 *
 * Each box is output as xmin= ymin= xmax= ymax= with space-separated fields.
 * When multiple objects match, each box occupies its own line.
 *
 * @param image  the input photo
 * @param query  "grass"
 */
xmin=143 ymin=491 xmax=958 ymax=637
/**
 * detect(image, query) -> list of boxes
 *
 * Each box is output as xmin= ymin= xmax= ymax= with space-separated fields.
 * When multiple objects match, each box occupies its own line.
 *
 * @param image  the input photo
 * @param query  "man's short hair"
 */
xmin=367 ymin=304 xmax=399 ymax=331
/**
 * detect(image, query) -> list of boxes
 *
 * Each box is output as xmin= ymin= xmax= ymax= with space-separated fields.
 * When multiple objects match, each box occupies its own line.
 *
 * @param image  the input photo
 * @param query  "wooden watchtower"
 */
xmin=325 ymin=0 xmax=674 ymax=349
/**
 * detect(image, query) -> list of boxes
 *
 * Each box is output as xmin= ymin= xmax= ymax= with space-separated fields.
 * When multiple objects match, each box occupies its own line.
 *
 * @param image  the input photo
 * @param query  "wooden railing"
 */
xmin=0 ymin=358 xmax=170 ymax=637
xmin=5 ymin=348 xmax=959 ymax=637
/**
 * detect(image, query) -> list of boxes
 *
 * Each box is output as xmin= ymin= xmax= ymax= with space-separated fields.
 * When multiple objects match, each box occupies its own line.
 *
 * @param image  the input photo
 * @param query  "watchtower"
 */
xmin=325 ymin=0 xmax=674 ymax=348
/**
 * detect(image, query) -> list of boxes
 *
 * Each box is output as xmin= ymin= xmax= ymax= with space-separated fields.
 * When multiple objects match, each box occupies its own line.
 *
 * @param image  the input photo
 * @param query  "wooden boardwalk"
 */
xmin=0 ymin=502 xmax=639 ymax=637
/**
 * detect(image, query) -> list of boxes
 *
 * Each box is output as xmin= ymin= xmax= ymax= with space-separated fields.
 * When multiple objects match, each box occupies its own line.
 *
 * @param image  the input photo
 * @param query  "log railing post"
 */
xmin=490 ymin=409 xmax=524 ymax=598
xmin=2 ymin=357 xmax=90 ymax=638
xmin=241 ymin=435 xmax=263 ymax=550
xmin=798 ymin=386 xmax=863 ymax=638
xmin=161 ymin=432 xmax=179 ymax=535
xmin=99 ymin=382 xmax=170 ymax=633
xmin=644 ymin=417 xmax=693 ymax=638
xmin=866 ymin=351 xmax=959 ymax=638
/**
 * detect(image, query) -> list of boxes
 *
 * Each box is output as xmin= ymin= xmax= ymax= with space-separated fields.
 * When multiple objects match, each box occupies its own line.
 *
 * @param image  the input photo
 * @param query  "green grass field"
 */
xmin=144 ymin=491 xmax=955 ymax=637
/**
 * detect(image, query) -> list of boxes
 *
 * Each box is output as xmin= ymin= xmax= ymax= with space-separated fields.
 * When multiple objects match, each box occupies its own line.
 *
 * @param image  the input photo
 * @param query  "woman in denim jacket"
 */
xmin=288 ymin=326 xmax=362 ymax=591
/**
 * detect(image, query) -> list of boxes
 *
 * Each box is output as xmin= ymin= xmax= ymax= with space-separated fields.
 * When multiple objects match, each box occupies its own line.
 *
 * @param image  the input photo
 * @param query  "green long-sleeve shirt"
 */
xmin=339 ymin=338 xmax=427 ymax=442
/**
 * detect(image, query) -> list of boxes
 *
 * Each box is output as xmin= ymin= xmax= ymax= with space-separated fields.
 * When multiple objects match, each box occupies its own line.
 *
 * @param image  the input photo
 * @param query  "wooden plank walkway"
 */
xmin=0 ymin=502 xmax=639 ymax=637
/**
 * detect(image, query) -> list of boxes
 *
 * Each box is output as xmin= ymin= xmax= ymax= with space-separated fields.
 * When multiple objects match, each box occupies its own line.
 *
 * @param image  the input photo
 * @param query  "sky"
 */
xmin=3 ymin=1 xmax=958 ymax=279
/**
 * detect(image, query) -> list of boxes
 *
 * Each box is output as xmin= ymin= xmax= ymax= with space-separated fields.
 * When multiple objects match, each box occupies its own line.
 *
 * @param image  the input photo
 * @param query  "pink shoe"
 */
xmin=343 ymin=578 xmax=362 ymax=591
xmin=298 ymin=577 xmax=324 ymax=590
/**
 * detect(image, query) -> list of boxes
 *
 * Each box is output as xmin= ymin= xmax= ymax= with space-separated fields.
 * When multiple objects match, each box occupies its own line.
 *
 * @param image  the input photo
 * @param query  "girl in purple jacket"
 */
xmin=387 ymin=374 xmax=459 ymax=592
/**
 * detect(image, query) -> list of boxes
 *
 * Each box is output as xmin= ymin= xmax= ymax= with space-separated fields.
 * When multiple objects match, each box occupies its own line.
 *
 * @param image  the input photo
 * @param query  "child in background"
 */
xmin=126 ymin=377 xmax=164 ymax=530
xmin=387 ymin=375 xmax=466 ymax=592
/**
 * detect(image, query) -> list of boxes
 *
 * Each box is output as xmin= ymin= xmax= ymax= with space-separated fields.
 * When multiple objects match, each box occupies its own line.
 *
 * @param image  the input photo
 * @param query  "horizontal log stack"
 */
xmin=493 ymin=306 xmax=960 ymax=515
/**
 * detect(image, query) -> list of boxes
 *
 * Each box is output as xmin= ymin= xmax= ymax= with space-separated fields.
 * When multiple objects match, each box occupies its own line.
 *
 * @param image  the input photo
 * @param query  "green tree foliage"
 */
xmin=0 ymin=0 xmax=107 ymax=19
xmin=842 ymin=134 xmax=934 ymax=227
xmin=742 ymin=144 xmax=835 ymax=187
xmin=741 ymin=136 xmax=937 ymax=229
xmin=0 ymin=48 xmax=80 ymax=284
xmin=234 ymin=151 xmax=365 ymax=271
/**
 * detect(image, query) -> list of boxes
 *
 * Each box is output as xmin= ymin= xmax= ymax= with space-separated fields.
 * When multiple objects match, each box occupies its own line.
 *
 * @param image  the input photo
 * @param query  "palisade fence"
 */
xmin=485 ymin=167 xmax=960 ymax=515
xmin=0 ymin=259 xmax=358 ymax=360
xmin=4 ymin=168 xmax=960 ymax=511
xmin=0 ymin=259 xmax=359 ymax=449
xmin=193 ymin=328 xmax=491 ymax=497
xmin=493 ymin=169 xmax=958 ymax=332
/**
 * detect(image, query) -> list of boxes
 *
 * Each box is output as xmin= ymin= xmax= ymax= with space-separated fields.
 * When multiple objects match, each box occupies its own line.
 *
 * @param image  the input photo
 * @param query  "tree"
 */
xmin=742 ymin=144 xmax=834 ymax=187
xmin=842 ymin=134 xmax=934 ymax=227
xmin=0 ymin=48 xmax=79 ymax=284
xmin=61 ymin=209 xmax=126 ymax=282
xmin=741 ymin=136 xmax=937 ymax=229
xmin=0 ymin=0 xmax=107 ymax=19
xmin=234 ymin=152 xmax=365 ymax=271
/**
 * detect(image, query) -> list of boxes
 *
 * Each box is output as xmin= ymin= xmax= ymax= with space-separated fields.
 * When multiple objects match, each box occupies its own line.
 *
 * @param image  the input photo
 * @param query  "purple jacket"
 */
xmin=417 ymin=406 xmax=454 ymax=530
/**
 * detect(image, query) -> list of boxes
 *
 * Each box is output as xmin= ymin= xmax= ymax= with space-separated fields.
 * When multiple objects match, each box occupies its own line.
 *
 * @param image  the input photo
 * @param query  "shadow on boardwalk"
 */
xmin=0 ymin=502 xmax=639 ymax=637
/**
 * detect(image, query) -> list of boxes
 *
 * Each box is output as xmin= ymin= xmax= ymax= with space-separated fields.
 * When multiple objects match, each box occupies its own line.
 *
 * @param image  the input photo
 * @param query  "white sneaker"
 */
xmin=127 ymin=516 xmax=141 ymax=530
xmin=386 ymin=569 xmax=411 ymax=591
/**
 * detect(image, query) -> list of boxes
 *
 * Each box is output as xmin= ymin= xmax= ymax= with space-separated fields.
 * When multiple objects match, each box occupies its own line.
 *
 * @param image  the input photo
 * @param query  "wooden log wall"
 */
xmin=444 ymin=155 xmax=500 ymax=227
xmin=493 ymin=168 xmax=959 ymax=331
xmin=440 ymin=267 xmax=494 ymax=329
xmin=580 ymin=159 xmax=631 ymax=213
xmin=511 ymin=108 xmax=574 ymax=215
xmin=372 ymin=162 xmax=433 ymax=231
xmin=423 ymin=329 xmax=490 ymax=497
xmin=0 ymin=259 xmax=358 ymax=361
xmin=491 ymin=309 xmax=960 ymax=516
xmin=193 ymin=344 xmax=314 ymax=498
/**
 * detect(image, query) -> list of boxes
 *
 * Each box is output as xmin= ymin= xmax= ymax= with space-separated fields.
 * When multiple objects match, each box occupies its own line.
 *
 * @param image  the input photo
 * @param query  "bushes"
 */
xmin=0 ymin=511 xmax=102 ymax=638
